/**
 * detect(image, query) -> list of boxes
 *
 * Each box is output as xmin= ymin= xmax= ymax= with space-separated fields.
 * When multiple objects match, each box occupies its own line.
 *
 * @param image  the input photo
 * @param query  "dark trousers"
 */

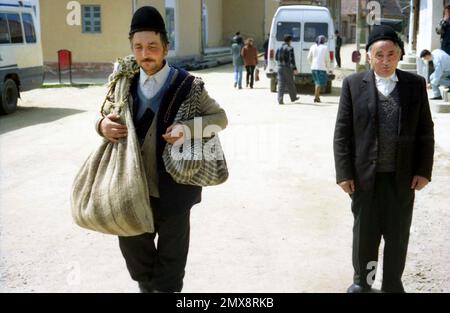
xmin=335 ymin=47 xmax=341 ymax=68
xmin=277 ymin=66 xmax=297 ymax=104
xmin=118 ymin=197 xmax=191 ymax=292
xmin=245 ymin=65 xmax=255 ymax=87
xmin=351 ymin=173 xmax=415 ymax=292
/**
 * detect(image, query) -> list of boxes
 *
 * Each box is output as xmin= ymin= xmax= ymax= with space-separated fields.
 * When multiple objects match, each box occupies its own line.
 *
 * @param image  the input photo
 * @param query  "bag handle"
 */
xmin=100 ymin=79 xmax=117 ymax=114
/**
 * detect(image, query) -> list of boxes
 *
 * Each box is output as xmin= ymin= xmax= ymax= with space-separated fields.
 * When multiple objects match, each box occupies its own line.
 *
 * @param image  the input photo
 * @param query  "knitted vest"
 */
xmin=377 ymin=84 xmax=400 ymax=172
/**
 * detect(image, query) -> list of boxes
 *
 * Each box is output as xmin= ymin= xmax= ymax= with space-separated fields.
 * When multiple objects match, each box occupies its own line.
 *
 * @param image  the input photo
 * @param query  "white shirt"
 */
xmin=374 ymin=72 xmax=398 ymax=97
xmin=307 ymin=44 xmax=330 ymax=71
xmin=139 ymin=61 xmax=170 ymax=99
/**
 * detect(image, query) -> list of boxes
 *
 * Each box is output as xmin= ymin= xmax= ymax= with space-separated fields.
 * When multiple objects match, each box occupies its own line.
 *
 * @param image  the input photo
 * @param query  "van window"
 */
xmin=0 ymin=13 xmax=10 ymax=44
xmin=304 ymin=23 xmax=328 ymax=42
xmin=6 ymin=13 xmax=23 ymax=43
xmin=276 ymin=22 xmax=300 ymax=42
xmin=22 ymin=13 xmax=36 ymax=43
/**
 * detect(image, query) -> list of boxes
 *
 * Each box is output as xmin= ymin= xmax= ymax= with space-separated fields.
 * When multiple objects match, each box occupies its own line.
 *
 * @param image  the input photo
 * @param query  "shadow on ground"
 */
xmin=0 ymin=107 xmax=86 ymax=135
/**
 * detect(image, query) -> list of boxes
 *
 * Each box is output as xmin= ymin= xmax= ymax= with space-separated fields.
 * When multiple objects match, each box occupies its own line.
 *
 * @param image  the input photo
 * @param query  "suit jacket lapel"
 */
xmin=396 ymin=69 xmax=410 ymax=136
xmin=362 ymin=70 xmax=377 ymax=120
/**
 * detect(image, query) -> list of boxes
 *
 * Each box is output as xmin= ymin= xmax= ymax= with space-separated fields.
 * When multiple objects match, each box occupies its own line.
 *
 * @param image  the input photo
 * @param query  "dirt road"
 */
xmin=0 ymin=65 xmax=449 ymax=292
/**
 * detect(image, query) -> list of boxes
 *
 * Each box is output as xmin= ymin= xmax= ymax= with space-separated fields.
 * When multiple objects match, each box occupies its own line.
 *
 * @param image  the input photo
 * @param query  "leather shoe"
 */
xmin=430 ymin=96 xmax=443 ymax=100
xmin=346 ymin=284 xmax=372 ymax=293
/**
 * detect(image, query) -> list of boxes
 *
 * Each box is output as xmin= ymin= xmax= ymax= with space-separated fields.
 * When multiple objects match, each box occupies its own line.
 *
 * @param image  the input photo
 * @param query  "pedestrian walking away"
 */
xmin=263 ymin=33 xmax=270 ymax=70
xmin=335 ymin=30 xmax=342 ymax=68
xmin=333 ymin=25 xmax=434 ymax=293
xmin=95 ymin=6 xmax=228 ymax=293
xmin=308 ymin=35 xmax=331 ymax=103
xmin=231 ymin=36 xmax=244 ymax=89
xmin=275 ymin=34 xmax=299 ymax=104
xmin=241 ymin=38 xmax=259 ymax=89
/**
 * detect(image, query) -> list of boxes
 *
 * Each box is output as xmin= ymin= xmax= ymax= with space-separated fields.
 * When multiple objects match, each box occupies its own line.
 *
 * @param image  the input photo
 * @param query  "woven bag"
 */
xmin=162 ymin=78 xmax=228 ymax=187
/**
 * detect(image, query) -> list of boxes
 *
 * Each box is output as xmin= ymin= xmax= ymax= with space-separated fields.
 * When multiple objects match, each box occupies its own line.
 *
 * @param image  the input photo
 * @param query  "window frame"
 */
xmin=276 ymin=21 xmax=301 ymax=42
xmin=303 ymin=22 xmax=329 ymax=43
xmin=0 ymin=12 xmax=11 ymax=44
xmin=82 ymin=5 xmax=101 ymax=34
xmin=21 ymin=12 xmax=36 ymax=43
xmin=6 ymin=12 xmax=24 ymax=44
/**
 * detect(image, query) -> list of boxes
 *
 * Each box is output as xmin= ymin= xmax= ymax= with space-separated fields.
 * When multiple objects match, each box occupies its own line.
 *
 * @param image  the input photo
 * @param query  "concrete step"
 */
xmin=439 ymin=86 xmax=449 ymax=101
xmin=398 ymin=68 xmax=418 ymax=74
xmin=398 ymin=62 xmax=417 ymax=70
xmin=431 ymin=101 xmax=450 ymax=113
xmin=402 ymin=55 xmax=417 ymax=63
xmin=203 ymin=52 xmax=231 ymax=61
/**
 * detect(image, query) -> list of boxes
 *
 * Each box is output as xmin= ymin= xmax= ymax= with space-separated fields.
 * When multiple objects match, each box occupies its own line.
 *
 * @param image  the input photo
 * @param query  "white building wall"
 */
xmin=415 ymin=0 xmax=443 ymax=78
xmin=416 ymin=0 xmax=442 ymax=54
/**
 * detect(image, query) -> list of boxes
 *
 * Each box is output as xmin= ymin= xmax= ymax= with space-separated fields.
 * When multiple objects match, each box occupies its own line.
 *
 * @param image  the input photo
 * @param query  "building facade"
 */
xmin=39 ymin=0 xmax=280 ymax=74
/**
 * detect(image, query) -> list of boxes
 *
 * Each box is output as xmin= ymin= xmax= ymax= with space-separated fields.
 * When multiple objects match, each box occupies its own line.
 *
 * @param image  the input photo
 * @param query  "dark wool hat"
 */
xmin=130 ymin=6 xmax=166 ymax=36
xmin=366 ymin=24 xmax=405 ymax=56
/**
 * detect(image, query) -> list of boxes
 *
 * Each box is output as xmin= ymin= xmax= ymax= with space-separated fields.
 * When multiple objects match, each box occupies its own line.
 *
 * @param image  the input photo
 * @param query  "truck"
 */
xmin=266 ymin=5 xmax=336 ymax=94
xmin=0 ymin=0 xmax=43 ymax=114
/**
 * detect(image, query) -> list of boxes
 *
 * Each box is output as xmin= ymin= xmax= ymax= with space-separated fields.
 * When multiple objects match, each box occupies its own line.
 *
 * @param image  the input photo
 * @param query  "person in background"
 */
xmin=308 ymin=35 xmax=330 ymax=103
xmin=420 ymin=48 xmax=450 ymax=100
xmin=241 ymin=38 xmax=259 ymax=89
xmin=335 ymin=30 xmax=342 ymax=68
xmin=232 ymin=31 xmax=242 ymax=45
xmin=436 ymin=5 xmax=450 ymax=55
xmin=263 ymin=33 xmax=270 ymax=70
xmin=275 ymin=34 xmax=299 ymax=104
xmin=231 ymin=36 xmax=244 ymax=89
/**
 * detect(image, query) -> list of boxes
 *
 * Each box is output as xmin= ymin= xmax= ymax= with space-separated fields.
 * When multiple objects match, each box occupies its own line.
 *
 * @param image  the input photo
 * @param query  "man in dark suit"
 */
xmin=333 ymin=25 xmax=434 ymax=293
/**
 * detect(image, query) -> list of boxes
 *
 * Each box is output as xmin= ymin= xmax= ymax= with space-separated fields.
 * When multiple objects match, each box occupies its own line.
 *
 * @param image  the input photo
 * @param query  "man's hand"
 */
xmin=100 ymin=113 xmax=128 ymax=144
xmin=427 ymin=83 xmax=432 ymax=90
xmin=293 ymin=69 xmax=298 ymax=75
xmin=339 ymin=180 xmax=355 ymax=194
xmin=411 ymin=176 xmax=429 ymax=191
xmin=162 ymin=124 xmax=185 ymax=145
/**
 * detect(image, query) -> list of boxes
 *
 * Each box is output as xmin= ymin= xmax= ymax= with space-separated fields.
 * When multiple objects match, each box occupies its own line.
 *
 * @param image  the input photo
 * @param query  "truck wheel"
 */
xmin=0 ymin=79 xmax=19 ymax=115
xmin=270 ymin=78 xmax=277 ymax=93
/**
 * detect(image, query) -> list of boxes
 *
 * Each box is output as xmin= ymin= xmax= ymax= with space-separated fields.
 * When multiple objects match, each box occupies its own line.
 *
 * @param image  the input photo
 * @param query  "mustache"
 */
xmin=141 ymin=58 xmax=155 ymax=63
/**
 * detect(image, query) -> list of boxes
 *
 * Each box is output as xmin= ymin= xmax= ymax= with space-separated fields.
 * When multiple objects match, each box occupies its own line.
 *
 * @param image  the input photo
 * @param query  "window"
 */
xmin=0 ymin=13 xmax=10 ymax=44
xmin=21 ymin=13 xmax=36 ymax=43
xmin=7 ymin=13 xmax=23 ymax=43
xmin=82 ymin=5 xmax=101 ymax=33
xmin=304 ymin=23 xmax=328 ymax=42
xmin=276 ymin=22 xmax=301 ymax=42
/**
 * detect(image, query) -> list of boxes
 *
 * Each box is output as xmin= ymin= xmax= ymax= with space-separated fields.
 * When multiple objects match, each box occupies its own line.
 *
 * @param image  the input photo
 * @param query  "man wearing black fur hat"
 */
xmin=333 ymin=25 xmax=434 ymax=293
xmin=96 ymin=6 xmax=228 ymax=292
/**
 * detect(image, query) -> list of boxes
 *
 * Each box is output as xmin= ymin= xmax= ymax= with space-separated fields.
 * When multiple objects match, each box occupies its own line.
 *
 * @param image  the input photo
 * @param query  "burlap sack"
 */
xmin=71 ymin=56 xmax=154 ymax=236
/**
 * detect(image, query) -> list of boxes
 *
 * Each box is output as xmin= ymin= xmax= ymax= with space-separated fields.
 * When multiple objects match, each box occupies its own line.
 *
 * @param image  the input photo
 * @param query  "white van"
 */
xmin=0 ymin=0 xmax=43 ymax=114
xmin=266 ymin=5 xmax=335 ymax=93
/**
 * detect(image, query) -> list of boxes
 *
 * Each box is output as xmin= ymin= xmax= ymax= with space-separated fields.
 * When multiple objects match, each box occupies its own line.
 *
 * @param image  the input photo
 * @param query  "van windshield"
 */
xmin=276 ymin=22 xmax=300 ymax=42
xmin=304 ymin=23 xmax=328 ymax=42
